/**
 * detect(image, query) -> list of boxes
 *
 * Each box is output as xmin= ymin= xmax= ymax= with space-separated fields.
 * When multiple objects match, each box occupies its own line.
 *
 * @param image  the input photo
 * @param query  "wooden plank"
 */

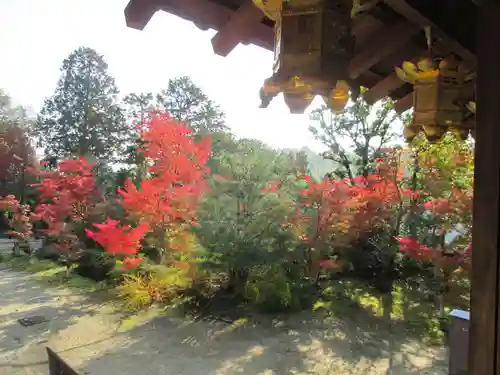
xmin=363 ymin=73 xmax=404 ymax=104
xmin=383 ymin=0 xmax=477 ymax=67
xmin=348 ymin=21 xmax=418 ymax=79
xmin=393 ymin=92 xmax=413 ymax=113
xmin=468 ymin=3 xmax=500 ymax=375
xmin=211 ymin=1 xmax=265 ymax=56
xmin=47 ymin=347 xmax=80 ymax=375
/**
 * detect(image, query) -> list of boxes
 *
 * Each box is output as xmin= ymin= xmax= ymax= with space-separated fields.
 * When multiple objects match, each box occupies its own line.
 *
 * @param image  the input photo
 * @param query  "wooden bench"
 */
xmin=47 ymin=347 xmax=80 ymax=375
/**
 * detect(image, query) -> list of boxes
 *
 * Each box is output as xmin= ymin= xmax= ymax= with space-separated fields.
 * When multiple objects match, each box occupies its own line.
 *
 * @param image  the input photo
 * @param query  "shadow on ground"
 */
xmin=0 ymin=267 xmax=448 ymax=375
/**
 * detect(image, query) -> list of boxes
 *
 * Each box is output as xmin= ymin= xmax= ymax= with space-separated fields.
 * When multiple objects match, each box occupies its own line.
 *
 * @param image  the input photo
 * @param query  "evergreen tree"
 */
xmin=156 ymin=76 xmax=227 ymax=134
xmin=34 ymin=47 xmax=126 ymax=163
xmin=123 ymin=92 xmax=154 ymax=128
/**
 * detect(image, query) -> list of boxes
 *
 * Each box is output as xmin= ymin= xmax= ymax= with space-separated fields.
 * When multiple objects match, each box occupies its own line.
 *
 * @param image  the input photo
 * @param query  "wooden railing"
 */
xmin=47 ymin=347 xmax=80 ymax=375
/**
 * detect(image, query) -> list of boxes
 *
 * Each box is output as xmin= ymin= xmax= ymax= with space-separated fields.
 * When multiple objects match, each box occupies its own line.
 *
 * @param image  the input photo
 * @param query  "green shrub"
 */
xmin=74 ymin=249 xmax=115 ymax=281
xmin=245 ymin=264 xmax=302 ymax=313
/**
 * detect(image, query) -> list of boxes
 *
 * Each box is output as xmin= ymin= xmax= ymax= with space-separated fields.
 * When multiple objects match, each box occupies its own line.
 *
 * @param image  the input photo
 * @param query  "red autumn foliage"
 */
xmin=0 ymin=195 xmax=32 ymax=241
xmin=0 ymin=125 xmax=36 ymax=196
xmin=118 ymin=113 xmax=211 ymax=232
xmin=296 ymin=157 xmax=404 ymax=249
xmin=30 ymin=157 xmax=97 ymax=236
xmin=85 ymin=218 xmax=150 ymax=256
xmin=397 ymin=236 xmax=471 ymax=271
xmin=85 ymin=218 xmax=150 ymax=269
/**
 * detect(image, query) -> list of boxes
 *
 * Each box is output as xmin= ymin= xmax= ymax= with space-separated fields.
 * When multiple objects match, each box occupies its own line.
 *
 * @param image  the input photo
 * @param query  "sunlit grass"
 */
xmin=314 ymin=279 xmax=449 ymax=344
xmin=2 ymin=255 xmax=110 ymax=293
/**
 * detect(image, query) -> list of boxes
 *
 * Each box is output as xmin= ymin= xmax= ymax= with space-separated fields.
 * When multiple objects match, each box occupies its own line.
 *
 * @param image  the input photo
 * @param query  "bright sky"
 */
xmin=0 ymin=0 xmax=325 ymax=152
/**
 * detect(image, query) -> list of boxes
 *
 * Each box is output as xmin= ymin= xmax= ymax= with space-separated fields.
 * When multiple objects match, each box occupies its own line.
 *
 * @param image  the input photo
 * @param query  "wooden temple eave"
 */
xmin=124 ymin=0 xmax=433 ymax=105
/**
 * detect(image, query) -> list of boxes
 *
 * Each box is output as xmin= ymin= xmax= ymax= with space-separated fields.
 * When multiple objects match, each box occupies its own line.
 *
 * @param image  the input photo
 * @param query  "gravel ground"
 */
xmin=0 ymin=268 xmax=448 ymax=375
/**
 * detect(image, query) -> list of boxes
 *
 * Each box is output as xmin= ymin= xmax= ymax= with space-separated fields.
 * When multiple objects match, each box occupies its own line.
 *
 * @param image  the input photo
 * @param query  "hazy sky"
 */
xmin=0 ymin=0 xmax=325 ymax=151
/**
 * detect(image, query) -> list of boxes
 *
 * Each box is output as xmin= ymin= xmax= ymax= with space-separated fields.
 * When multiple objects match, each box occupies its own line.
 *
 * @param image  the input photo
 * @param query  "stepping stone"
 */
xmin=18 ymin=315 xmax=48 ymax=326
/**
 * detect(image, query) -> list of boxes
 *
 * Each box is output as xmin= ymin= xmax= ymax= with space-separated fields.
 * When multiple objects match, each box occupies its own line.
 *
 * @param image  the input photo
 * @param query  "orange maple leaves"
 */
xmin=119 ymin=113 xmax=211 ymax=230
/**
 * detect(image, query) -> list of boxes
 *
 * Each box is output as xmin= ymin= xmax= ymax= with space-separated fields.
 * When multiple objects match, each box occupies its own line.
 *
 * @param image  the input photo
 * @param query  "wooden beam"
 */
xmin=156 ymin=0 xmax=273 ymax=50
xmin=211 ymin=1 xmax=265 ymax=57
xmin=124 ymin=0 xmax=159 ymax=30
xmin=383 ymin=0 xmax=477 ymax=67
xmin=349 ymin=21 xmax=418 ymax=79
xmin=393 ymin=92 xmax=413 ymax=113
xmin=468 ymin=3 xmax=500 ymax=375
xmin=363 ymin=73 xmax=405 ymax=104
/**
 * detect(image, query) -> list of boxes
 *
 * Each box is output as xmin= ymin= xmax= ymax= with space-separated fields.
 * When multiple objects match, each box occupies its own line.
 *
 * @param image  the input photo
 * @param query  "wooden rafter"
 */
xmin=211 ymin=1 xmax=265 ymax=56
xmin=393 ymin=92 xmax=413 ymax=113
xmin=363 ymin=73 xmax=404 ymax=104
xmin=124 ymin=0 xmax=159 ymax=30
xmin=158 ymin=0 xmax=273 ymax=50
xmin=348 ymin=21 xmax=418 ymax=79
xmin=383 ymin=0 xmax=477 ymax=67
xmin=125 ymin=0 xmax=274 ymax=50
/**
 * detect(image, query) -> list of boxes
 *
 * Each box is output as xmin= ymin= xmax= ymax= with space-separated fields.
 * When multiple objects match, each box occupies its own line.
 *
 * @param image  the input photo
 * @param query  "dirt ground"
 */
xmin=0 ymin=267 xmax=448 ymax=375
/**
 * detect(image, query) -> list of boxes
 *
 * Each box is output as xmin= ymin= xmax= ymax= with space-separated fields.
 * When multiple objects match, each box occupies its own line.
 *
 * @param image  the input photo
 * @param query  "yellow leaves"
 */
xmin=396 ymin=58 xmax=440 ymax=84
xmin=466 ymin=101 xmax=476 ymax=114
xmin=252 ymin=0 xmax=281 ymax=20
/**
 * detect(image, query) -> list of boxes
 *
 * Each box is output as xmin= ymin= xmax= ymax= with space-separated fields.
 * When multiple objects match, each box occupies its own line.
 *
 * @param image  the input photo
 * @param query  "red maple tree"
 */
xmin=0 ymin=125 xmax=36 ymax=196
xmin=29 ymin=157 xmax=98 ymax=266
xmin=118 ymin=112 xmax=211 ymax=264
xmin=0 ymin=195 xmax=33 ymax=254
xmin=289 ymin=153 xmax=409 ymax=280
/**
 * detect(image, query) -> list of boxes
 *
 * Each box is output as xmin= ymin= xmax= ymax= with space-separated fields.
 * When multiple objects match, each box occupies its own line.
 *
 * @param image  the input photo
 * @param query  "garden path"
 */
xmin=0 ymin=268 xmax=448 ymax=375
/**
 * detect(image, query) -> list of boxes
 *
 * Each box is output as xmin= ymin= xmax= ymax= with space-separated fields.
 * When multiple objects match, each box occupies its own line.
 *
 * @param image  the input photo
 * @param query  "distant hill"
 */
xmin=281 ymin=146 xmax=339 ymax=180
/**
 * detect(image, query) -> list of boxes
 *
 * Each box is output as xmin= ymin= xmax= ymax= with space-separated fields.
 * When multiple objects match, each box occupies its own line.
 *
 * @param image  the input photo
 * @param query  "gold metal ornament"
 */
xmin=252 ymin=0 xmax=281 ymax=20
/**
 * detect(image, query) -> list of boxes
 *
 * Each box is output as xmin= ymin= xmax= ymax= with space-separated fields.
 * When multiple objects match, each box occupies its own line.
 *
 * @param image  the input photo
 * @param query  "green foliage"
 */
xmin=34 ymin=46 xmax=127 ymax=162
xmin=156 ymin=76 xmax=227 ymax=135
xmin=245 ymin=264 xmax=297 ymax=312
xmin=196 ymin=139 xmax=302 ymax=281
xmin=309 ymin=94 xmax=402 ymax=179
xmin=74 ymin=249 xmax=115 ymax=281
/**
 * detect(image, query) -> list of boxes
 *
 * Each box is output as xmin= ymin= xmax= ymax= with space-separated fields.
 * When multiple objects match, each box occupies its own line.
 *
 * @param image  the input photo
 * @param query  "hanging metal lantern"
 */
xmin=466 ymin=100 xmax=476 ymax=139
xmin=396 ymin=56 xmax=473 ymax=142
xmin=256 ymin=0 xmax=357 ymax=114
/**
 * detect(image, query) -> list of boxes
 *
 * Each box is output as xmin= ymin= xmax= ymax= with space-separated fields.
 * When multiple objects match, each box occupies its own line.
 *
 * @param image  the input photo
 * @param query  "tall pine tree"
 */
xmin=34 ymin=47 xmax=126 ymax=164
xmin=156 ymin=76 xmax=227 ymax=135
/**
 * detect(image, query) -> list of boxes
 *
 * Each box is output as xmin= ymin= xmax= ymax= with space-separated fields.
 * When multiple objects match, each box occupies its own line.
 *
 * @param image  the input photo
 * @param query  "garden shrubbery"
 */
xmin=0 ymin=112 xmax=473 ymax=343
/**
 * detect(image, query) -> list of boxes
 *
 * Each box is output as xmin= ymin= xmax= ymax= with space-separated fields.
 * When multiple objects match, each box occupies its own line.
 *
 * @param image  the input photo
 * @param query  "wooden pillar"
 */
xmin=468 ymin=2 xmax=500 ymax=374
